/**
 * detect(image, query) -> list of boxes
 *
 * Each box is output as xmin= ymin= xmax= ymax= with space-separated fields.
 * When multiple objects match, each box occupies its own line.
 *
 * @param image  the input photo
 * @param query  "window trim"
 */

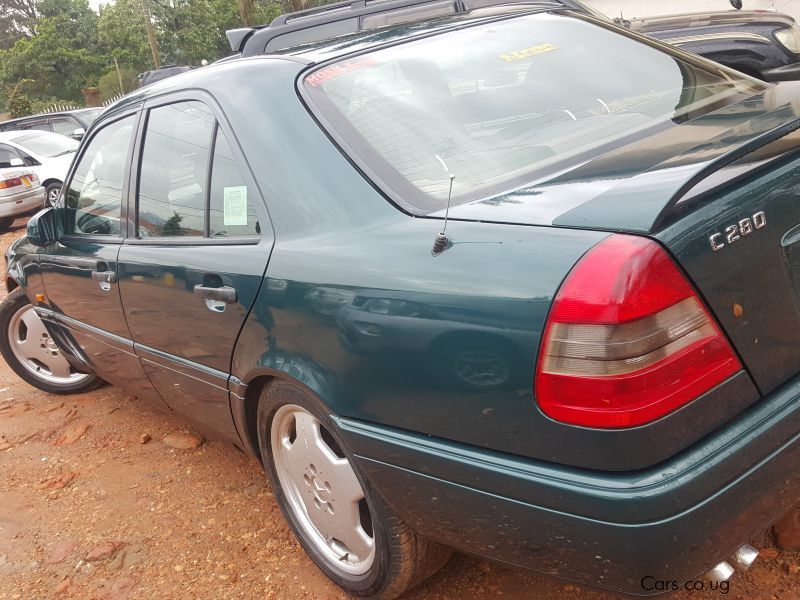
xmin=59 ymin=108 xmax=143 ymax=245
xmin=129 ymin=90 xmax=269 ymax=246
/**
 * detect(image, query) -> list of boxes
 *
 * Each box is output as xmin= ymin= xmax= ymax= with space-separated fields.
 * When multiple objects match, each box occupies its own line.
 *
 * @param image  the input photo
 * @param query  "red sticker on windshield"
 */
xmin=305 ymin=57 xmax=378 ymax=87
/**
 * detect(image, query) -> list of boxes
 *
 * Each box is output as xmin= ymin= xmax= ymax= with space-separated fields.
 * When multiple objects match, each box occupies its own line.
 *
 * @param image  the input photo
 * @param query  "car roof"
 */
xmin=100 ymin=7 xmax=591 ymax=114
xmin=232 ymin=0 xmax=586 ymax=56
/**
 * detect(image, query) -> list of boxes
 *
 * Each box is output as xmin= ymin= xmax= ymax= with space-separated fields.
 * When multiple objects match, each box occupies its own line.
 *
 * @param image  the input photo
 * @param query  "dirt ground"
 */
xmin=0 ymin=217 xmax=798 ymax=600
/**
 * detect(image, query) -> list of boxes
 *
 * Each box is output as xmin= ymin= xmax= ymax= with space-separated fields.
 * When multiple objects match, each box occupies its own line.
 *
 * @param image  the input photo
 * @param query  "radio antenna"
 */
xmin=432 ymin=173 xmax=455 ymax=256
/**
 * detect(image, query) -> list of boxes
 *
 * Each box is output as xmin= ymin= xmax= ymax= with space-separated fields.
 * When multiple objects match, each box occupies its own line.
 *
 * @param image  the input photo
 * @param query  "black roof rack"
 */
xmin=227 ymin=0 xmax=587 ymax=56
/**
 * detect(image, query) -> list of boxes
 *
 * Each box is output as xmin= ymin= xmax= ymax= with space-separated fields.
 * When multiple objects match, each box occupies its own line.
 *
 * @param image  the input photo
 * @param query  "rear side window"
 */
xmin=136 ymin=100 xmax=259 ymax=239
xmin=208 ymin=128 xmax=259 ymax=237
xmin=303 ymin=12 xmax=764 ymax=211
xmin=138 ymin=101 xmax=214 ymax=237
xmin=0 ymin=145 xmax=21 ymax=169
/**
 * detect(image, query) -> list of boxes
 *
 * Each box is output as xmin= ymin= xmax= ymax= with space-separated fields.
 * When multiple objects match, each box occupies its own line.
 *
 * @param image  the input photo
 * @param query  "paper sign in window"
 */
xmin=223 ymin=186 xmax=248 ymax=226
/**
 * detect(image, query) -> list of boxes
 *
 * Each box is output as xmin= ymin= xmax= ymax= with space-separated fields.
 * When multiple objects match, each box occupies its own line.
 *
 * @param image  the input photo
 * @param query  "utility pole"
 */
xmin=113 ymin=57 xmax=124 ymax=93
xmin=238 ymin=0 xmax=255 ymax=26
xmin=140 ymin=0 xmax=161 ymax=69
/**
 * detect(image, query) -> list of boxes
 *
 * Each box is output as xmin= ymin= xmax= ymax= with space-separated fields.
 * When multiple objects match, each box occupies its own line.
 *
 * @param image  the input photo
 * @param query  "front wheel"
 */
xmin=45 ymin=182 xmax=62 ymax=207
xmin=257 ymin=382 xmax=450 ymax=598
xmin=0 ymin=289 xmax=103 ymax=394
xmin=0 ymin=216 xmax=15 ymax=232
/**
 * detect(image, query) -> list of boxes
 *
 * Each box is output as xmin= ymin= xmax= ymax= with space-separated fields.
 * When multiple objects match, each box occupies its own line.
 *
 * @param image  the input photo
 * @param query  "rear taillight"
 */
xmin=0 ymin=177 xmax=23 ymax=190
xmin=535 ymin=234 xmax=741 ymax=429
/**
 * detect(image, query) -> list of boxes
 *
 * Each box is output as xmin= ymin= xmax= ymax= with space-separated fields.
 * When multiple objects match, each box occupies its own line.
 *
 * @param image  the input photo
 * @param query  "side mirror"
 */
xmin=8 ymin=157 xmax=23 ymax=167
xmin=730 ymin=0 xmax=743 ymax=9
xmin=72 ymin=128 xmax=86 ymax=140
xmin=27 ymin=207 xmax=58 ymax=247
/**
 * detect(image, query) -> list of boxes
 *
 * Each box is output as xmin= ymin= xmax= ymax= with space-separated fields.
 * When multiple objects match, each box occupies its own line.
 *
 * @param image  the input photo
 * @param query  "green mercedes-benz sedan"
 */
xmin=3 ymin=0 xmax=800 ymax=596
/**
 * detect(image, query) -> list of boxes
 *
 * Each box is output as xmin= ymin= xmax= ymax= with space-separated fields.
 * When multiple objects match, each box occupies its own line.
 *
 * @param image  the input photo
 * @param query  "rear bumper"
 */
xmin=0 ymin=186 xmax=44 ymax=218
xmin=338 ymin=373 xmax=800 ymax=595
xmin=762 ymin=60 xmax=800 ymax=82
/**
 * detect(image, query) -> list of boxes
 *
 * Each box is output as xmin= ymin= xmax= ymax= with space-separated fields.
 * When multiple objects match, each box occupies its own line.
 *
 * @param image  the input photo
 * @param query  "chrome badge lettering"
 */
xmin=709 ymin=211 xmax=765 ymax=252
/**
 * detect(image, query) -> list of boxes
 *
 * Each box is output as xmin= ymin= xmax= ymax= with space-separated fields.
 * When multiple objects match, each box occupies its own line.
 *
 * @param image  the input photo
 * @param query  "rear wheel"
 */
xmin=0 ymin=289 xmax=103 ymax=394
xmin=44 ymin=182 xmax=62 ymax=207
xmin=257 ymin=382 xmax=450 ymax=598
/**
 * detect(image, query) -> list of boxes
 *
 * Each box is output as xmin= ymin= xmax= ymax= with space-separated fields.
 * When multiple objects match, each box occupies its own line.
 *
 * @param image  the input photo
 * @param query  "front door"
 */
xmin=117 ymin=97 xmax=273 ymax=439
xmin=38 ymin=110 xmax=160 ymax=402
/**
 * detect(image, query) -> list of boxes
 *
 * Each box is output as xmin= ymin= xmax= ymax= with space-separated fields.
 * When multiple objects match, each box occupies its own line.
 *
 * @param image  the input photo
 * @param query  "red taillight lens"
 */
xmin=535 ymin=234 xmax=742 ymax=429
xmin=0 ymin=177 xmax=23 ymax=190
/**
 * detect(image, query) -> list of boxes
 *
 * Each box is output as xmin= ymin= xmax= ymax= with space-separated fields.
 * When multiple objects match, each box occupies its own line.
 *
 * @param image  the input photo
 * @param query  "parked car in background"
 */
xmin=0 ymin=161 xmax=41 ymax=231
xmin=0 ymin=131 xmax=79 ymax=207
xmin=0 ymin=107 xmax=103 ymax=140
xmin=6 ymin=1 xmax=800 ymax=598
xmin=226 ymin=0 xmax=800 ymax=81
xmin=626 ymin=7 xmax=800 ymax=81
xmin=138 ymin=65 xmax=195 ymax=87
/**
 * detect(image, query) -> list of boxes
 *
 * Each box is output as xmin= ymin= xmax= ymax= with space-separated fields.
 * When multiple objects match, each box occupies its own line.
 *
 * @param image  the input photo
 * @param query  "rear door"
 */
xmin=37 ymin=109 xmax=161 ymax=402
xmin=117 ymin=94 xmax=273 ymax=439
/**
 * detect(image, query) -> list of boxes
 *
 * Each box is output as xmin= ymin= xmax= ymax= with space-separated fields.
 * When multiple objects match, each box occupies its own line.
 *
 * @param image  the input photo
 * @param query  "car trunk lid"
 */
xmin=433 ymin=83 xmax=800 ymax=395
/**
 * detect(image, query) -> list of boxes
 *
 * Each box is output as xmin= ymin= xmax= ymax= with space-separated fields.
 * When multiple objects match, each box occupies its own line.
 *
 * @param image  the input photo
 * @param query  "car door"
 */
xmin=117 ymin=95 xmax=273 ymax=440
xmin=37 ymin=109 xmax=162 ymax=403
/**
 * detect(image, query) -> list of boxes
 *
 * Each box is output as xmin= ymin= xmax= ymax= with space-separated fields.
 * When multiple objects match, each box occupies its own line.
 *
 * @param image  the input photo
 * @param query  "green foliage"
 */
xmin=0 ymin=0 xmax=345 ymax=114
xmin=5 ymin=79 xmax=33 ymax=118
xmin=98 ymin=67 xmax=138 ymax=101
xmin=1 ymin=0 xmax=105 ymax=104
xmin=98 ymin=0 xmax=153 ymax=72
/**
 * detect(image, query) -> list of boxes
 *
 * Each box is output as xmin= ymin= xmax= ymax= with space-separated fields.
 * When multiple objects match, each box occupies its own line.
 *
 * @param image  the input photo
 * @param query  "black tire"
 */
xmin=257 ymin=381 xmax=451 ymax=599
xmin=0 ymin=289 xmax=104 ymax=394
xmin=0 ymin=216 xmax=15 ymax=232
xmin=44 ymin=182 xmax=62 ymax=207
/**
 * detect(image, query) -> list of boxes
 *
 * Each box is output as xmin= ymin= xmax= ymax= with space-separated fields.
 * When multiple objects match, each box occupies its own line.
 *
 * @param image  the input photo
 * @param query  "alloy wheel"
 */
xmin=7 ymin=304 xmax=90 ymax=385
xmin=271 ymin=404 xmax=375 ymax=576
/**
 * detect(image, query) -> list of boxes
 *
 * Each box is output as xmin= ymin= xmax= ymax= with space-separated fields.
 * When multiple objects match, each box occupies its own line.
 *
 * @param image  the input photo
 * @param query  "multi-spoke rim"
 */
xmin=7 ymin=304 xmax=90 ymax=385
xmin=46 ymin=186 xmax=61 ymax=206
xmin=271 ymin=404 xmax=375 ymax=576
xmin=453 ymin=349 xmax=510 ymax=387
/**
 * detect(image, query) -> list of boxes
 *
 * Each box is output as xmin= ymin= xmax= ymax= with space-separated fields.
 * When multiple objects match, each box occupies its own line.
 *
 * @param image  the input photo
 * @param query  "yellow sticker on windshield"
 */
xmin=499 ymin=43 xmax=557 ymax=62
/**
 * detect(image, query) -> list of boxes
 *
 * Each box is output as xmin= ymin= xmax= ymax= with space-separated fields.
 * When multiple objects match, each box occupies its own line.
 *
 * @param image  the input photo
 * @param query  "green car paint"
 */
xmin=6 ymin=8 xmax=800 ymax=595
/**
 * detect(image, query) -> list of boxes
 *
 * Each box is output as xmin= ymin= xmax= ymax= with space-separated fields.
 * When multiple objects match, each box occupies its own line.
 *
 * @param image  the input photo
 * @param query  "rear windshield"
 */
xmin=303 ymin=12 xmax=764 ymax=211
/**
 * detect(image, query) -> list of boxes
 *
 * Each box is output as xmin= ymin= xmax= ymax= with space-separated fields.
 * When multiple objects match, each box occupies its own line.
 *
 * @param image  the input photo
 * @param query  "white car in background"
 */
xmin=0 ymin=130 xmax=79 ymax=207
xmin=0 ymin=167 xmax=42 ymax=231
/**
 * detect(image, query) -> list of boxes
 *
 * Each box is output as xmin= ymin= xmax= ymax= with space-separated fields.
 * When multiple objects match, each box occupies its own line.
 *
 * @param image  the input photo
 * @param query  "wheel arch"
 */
xmin=41 ymin=178 xmax=63 ymax=189
xmin=5 ymin=276 xmax=19 ymax=293
xmin=231 ymin=356 xmax=342 ymax=459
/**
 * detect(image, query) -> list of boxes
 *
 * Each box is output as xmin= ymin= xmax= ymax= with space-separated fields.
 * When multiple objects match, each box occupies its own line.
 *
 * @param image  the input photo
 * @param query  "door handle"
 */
xmin=193 ymin=285 xmax=237 ymax=304
xmin=91 ymin=270 xmax=118 ymax=283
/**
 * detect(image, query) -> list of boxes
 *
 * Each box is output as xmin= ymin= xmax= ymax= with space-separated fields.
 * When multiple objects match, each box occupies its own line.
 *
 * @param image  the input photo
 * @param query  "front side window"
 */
xmin=64 ymin=115 xmax=135 ymax=236
xmin=304 ymin=12 xmax=764 ymax=211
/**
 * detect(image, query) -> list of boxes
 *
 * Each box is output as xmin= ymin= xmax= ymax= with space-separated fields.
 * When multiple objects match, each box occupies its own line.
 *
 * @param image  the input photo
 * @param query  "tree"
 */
xmin=0 ymin=0 xmax=37 ymax=50
xmin=98 ymin=0 xmax=154 ymax=72
xmin=0 ymin=0 xmax=104 ymax=103
xmin=5 ymin=79 xmax=33 ymax=117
